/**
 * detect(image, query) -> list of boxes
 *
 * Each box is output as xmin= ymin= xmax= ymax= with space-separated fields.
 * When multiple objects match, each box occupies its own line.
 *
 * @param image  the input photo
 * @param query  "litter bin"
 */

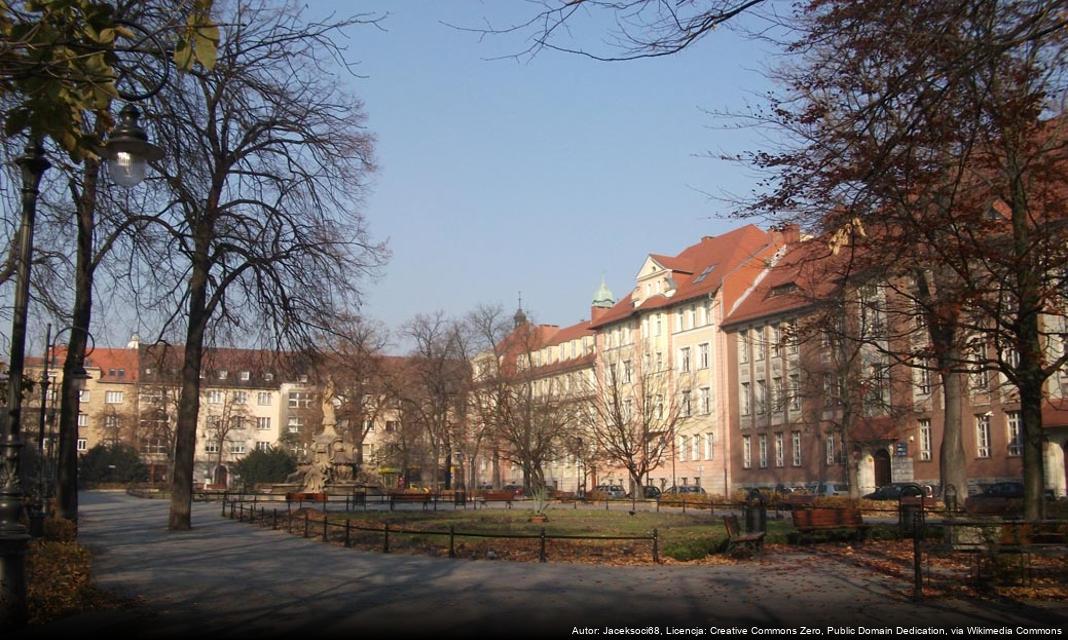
xmin=744 ymin=489 xmax=768 ymax=534
xmin=899 ymin=495 xmax=926 ymax=538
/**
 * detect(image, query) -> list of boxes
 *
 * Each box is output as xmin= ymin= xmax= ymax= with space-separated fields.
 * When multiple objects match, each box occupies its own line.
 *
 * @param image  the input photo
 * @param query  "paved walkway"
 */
xmin=18 ymin=492 xmax=1068 ymax=639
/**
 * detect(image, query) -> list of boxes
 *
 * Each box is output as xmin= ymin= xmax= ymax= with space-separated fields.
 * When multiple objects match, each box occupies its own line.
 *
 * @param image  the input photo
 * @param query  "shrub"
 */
xmin=79 ymin=443 xmax=148 ymax=486
xmin=233 ymin=447 xmax=297 ymax=487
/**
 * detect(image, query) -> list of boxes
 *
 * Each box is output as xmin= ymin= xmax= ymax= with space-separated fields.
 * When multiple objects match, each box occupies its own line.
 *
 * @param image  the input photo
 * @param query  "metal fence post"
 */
xmin=383 ymin=523 xmax=390 ymax=553
xmin=539 ymin=528 xmax=547 ymax=563
xmin=323 ymin=514 xmax=329 ymax=542
xmin=449 ymin=525 xmax=456 ymax=558
xmin=221 ymin=493 xmax=228 ymax=517
xmin=304 ymin=513 xmax=309 ymax=538
xmin=653 ymin=528 xmax=660 ymax=564
xmin=345 ymin=519 xmax=351 ymax=548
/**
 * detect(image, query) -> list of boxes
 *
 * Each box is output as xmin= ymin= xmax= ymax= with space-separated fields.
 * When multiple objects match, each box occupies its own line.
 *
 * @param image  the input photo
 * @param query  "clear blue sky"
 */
xmin=314 ymin=1 xmax=781 ymax=350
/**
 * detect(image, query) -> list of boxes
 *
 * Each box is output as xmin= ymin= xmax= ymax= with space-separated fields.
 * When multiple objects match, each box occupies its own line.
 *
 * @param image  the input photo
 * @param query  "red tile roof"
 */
xmin=590 ymin=225 xmax=774 ymax=329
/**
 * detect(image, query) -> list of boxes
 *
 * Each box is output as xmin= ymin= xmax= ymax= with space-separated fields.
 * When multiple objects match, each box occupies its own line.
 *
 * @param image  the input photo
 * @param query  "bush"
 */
xmin=233 ymin=447 xmax=297 ymax=487
xmin=79 ymin=443 xmax=148 ymax=486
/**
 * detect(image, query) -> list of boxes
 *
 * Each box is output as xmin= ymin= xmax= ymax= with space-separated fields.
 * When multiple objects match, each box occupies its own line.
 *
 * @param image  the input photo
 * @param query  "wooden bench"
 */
xmin=723 ymin=514 xmax=765 ymax=555
xmin=286 ymin=492 xmax=327 ymax=504
xmin=479 ymin=491 xmax=517 ymax=508
xmin=389 ymin=493 xmax=433 ymax=510
xmin=791 ymin=507 xmax=869 ymax=542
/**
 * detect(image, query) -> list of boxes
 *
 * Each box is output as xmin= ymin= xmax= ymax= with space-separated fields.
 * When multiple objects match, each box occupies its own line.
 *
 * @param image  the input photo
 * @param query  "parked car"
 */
xmin=501 ymin=484 xmax=525 ymax=497
xmin=627 ymin=485 xmax=662 ymax=499
xmin=863 ymin=482 xmax=926 ymax=500
xmin=964 ymin=481 xmax=1024 ymax=515
xmin=593 ymin=484 xmax=626 ymax=498
xmin=663 ymin=485 xmax=707 ymax=496
xmin=811 ymin=482 xmax=851 ymax=497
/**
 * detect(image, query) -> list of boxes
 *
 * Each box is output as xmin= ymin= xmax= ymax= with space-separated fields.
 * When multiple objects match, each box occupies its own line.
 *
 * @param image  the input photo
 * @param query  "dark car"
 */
xmin=863 ymin=482 xmax=926 ymax=501
xmin=964 ymin=481 xmax=1024 ymax=515
xmin=627 ymin=485 xmax=662 ymax=499
xmin=663 ymin=485 xmax=707 ymax=495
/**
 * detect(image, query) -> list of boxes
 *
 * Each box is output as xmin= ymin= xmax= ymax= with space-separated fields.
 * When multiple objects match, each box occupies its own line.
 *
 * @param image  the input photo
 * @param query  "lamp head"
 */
xmin=103 ymin=104 xmax=163 ymax=187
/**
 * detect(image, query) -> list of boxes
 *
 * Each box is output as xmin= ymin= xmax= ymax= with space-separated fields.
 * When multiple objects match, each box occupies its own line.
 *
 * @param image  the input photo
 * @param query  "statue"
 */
xmin=280 ymin=375 xmax=361 ymax=493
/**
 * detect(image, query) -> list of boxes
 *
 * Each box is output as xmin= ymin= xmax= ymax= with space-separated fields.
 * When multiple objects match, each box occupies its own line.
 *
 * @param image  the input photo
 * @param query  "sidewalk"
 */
xmin=17 ymin=492 xmax=1067 ymax=639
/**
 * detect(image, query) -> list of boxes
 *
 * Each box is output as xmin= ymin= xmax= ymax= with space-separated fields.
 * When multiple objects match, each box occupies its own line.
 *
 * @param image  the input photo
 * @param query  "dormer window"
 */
xmin=219 ymin=370 xmax=228 ymax=380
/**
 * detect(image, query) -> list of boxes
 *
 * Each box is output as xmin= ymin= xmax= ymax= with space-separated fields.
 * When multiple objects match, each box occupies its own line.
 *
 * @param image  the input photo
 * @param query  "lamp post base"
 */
xmin=0 ymin=531 xmax=30 ymax=628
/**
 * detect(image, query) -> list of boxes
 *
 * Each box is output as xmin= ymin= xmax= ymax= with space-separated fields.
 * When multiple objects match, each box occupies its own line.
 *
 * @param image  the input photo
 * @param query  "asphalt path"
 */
xmin=16 ymin=491 xmax=1067 ymax=639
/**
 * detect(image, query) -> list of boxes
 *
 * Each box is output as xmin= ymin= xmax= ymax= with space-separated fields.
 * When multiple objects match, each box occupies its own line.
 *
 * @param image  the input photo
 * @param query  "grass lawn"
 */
xmin=311 ymin=508 xmax=812 ymax=562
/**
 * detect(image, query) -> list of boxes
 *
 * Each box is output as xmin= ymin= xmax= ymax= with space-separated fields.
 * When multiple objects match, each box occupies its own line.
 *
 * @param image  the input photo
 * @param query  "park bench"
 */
xmin=479 ymin=491 xmax=518 ymax=508
xmin=790 ymin=506 xmax=869 ymax=543
xmin=723 ymin=514 xmax=765 ymax=555
xmin=286 ymin=492 xmax=327 ymax=506
xmin=389 ymin=492 xmax=433 ymax=511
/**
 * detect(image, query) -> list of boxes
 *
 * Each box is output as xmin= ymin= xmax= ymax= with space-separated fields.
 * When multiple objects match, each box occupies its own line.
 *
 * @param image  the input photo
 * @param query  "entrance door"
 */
xmin=214 ymin=465 xmax=228 ymax=488
xmin=873 ymin=449 xmax=891 ymax=487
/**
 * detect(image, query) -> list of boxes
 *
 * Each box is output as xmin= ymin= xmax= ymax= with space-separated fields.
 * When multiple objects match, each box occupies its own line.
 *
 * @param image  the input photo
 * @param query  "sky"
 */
xmin=306 ymin=1 xmax=783 ymax=352
xmin=12 ymin=1 xmax=786 ymax=356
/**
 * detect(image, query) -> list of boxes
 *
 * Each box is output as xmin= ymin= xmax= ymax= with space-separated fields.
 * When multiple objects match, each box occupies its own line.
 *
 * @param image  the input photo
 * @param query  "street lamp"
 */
xmin=103 ymin=104 xmax=164 ymax=188
xmin=0 ymin=101 xmax=162 ymax=631
xmin=28 ymin=323 xmax=93 ymax=536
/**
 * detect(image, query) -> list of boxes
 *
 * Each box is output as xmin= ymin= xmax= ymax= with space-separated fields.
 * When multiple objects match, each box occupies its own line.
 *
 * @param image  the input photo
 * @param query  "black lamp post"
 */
xmin=28 ymin=324 xmax=92 ymax=537
xmin=1 ymin=111 xmax=161 ymax=627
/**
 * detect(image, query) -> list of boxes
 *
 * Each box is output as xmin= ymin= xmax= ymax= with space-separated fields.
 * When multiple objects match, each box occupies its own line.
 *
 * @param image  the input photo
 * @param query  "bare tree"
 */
xmin=580 ymin=346 xmax=688 ymax=494
xmin=127 ymin=1 xmax=386 ymax=529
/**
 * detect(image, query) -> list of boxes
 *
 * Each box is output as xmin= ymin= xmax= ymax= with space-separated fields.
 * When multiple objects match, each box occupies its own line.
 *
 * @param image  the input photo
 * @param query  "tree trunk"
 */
xmin=168 ymin=255 xmax=210 ymax=530
xmin=938 ymin=367 xmax=968 ymax=503
xmin=55 ymin=157 xmax=99 ymax=525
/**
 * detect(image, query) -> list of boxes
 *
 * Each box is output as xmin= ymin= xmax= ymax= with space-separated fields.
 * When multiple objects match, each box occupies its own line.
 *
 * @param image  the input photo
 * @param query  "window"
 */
xmin=105 ymin=414 xmax=119 ymax=429
xmin=257 ymin=417 xmax=271 ymax=431
xmin=755 ymin=328 xmax=766 ymax=361
xmin=775 ymin=433 xmax=784 ymax=467
xmin=976 ymin=414 xmax=991 ymax=458
xmin=756 ymin=380 xmax=767 ymax=415
xmin=655 ymin=313 xmax=662 ymax=336
xmin=287 ymin=416 xmax=303 ymax=433
xmin=77 ymin=413 xmax=88 ymax=428
xmin=240 ymin=371 xmax=251 ymax=381
xmin=257 ymin=392 xmax=272 ymax=406
xmin=705 ymin=433 xmax=714 ymax=460
xmin=699 ymin=343 xmax=710 ymax=369
xmin=772 ymin=377 xmax=783 ymax=413
xmin=918 ymin=364 xmax=932 ymax=395
xmin=265 ymin=372 xmax=274 ymax=382
xmin=743 ymin=435 xmax=752 ymax=469
xmin=288 ymin=392 xmax=312 ymax=409
xmin=689 ymin=306 xmax=697 ymax=329
xmin=792 ymin=431 xmax=802 ymax=467
xmin=229 ymin=442 xmax=246 ymax=455
xmin=826 ymin=433 xmax=837 ymax=466
xmin=681 ymin=390 xmax=691 ymax=417
xmin=656 ymin=394 xmax=664 ymax=419
xmin=679 ymin=347 xmax=691 ymax=372
xmin=1006 ymin=412 xmax=1021 ymax=457
xmin=207 ymin=390 xmax=224 ymax=404
xmin=656 ymin=352 xmax=663 ymax=371
xmin=77 ymin=438 xmax=87 ymax=452
xmin=678 ymin=436 xmax=687 ymax=462
xmin=919 ymin=419 xmax=932 ymax=461
xmin=205 ymin=441 xmax=220 ymax=454
xmin=623 ymin=360 xmax=632 ymax=384
xmin=787 ymin=321 xmax=799 ymax=355
xmin=364 ymin=419 xmax=374 ymax=433
xmin=256 ymin=441 xmax=270 ymax=452
xmin=218 ymin=370 xmax=228 ymax=380
xmin=78 ymin=390 xmax=90 ymax=402
xmin=758 ymin=434 xmax=768 ymax=468
xmin=741 ymin=382 xmax=752 ymax=416
xmin=739 ymin=331 xmax=750 ymax=364
xmin=677 ymin=309 xmax=684 ymax=332
xmin=971 ymin=343 xmax=989 ymax=390
xmin=234 ymin=391 xmax=248 ymax=404
xmin=229 ymin=416 xmax=245 ymax=431
xmin=700 ymin=387 xmax=711 ymax=415
xmin=692 ymin=435 xmax=700 ymax=460
xmin=789 ymin=374 xmax=801 ymax=411
xmin=105 ymin=390 xmax=124 ymax=404
xmin=385 ymin=420 xmax=398 ymax=433
xmin=771 ymin=324 xmax=782 ymax=357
